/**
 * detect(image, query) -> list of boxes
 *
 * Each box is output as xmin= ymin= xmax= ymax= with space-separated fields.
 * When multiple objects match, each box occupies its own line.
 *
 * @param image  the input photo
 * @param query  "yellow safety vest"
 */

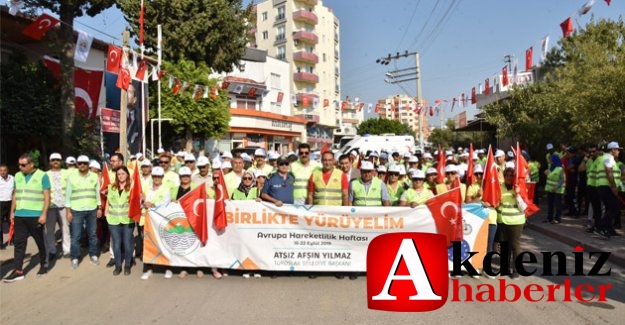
xmin=386 ymin=182 xmax=405 ymax=206
xmin=106 ymin=184 xmax=133 ymax=225
xmin=586 ymin=157 xmax=597 ymax=187
xmin=435 ymin=183 xmax=467 ymax=202
xmin=14 ymin=169 xmax=45 ymax=211
xmin=595 ymin=153 xmax=613 ymax=187
xmin=68 ymin=171 xmax=99 ymax=209
xmin=232 ymin=187 xmax=259 ymax=200
xmin=402 ymin=187 xmax=433 ymax=206
xmin=312 ymin=169 xmax=343 ymax=206
xmin=545 ymin=167 xmax=565 ymax=194
xmin=498 ymin=187 xmax=525 ymax=225
xmin=291 ymin=160 xmax=320 ymax=200
xmin=351 ymin=178 xmax=383 ymax=206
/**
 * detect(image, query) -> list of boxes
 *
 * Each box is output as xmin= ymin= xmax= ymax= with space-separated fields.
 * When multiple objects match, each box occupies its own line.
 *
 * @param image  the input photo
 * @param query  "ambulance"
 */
xmin=337 ymin=134 xmax=416 ymax=156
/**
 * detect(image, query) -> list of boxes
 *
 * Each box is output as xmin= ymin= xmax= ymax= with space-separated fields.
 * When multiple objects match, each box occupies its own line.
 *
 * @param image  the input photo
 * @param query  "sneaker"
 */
xmin=37 ymin=266 xmax=48 ymax=277
xmin=3 ymin=270 xmax=25 ymax=283
xmin=113 ymin=266 xmax=122 ymax=276
xmin=242 ymin=273 xmax=251 ymax=279
xmin=106 ymin=258 xmax=115 ymax=268
xmin=178 ymin=270 xmax=188 ymax=279
xmin=141 ymin=270 xmax=152 ymax=280
xmin=90 ymin=256 xmax=100 ymax=266
xmin=253 ymin=273 xmax=261 ymax=278
xmin=71 ymin=259 xmax=79 ymax=269
xmin=164 ymin=269 xmax=173 ymax=279
xmin=124 ymin=266 xmax=131 ymax=276
xmin=196 ymin=270 xmax=204 ymax=278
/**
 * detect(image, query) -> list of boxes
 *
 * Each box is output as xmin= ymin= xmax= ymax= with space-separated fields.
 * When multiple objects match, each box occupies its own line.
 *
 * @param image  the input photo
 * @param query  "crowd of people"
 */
xmin=1 ymin=140 xmax=623 ymax=282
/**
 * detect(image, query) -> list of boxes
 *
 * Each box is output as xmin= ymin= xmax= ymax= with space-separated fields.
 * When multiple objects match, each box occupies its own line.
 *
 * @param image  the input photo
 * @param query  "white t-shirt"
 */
xmin=0 ymin=174 xmax=14 ymax=202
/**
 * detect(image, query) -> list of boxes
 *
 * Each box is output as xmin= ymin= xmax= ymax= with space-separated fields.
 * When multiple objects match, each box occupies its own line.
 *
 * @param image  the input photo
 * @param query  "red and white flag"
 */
xmin=481 ymin=146 xmax=501 ymax=208
xmin=484 ymin=79 xmax=490 ymax=96
xmin=99 ymin=162 xmax=111 ymax=208
xmin=128 ymin=163 xmax=143 ymax=223
xmin=213 ymin=170 xmax=228 ymax=232
xmin=179 ymin=184 xmax=208 ymax=246
xmin=578 ymin=0 xmax=595 ymax=15
xmin=374 ymin=103 xmax=381 ymax=113
xmin=471 ymin=87 xmax=476 ymax=104
xmin=426 ymin=187 xmax=463 ymax=247
xmin=22 ymin=13 xmax=59 ymax=40
xmin=525 ymin=47 xmax=533 ymax=71
xmin=106 ymin=45 xmax=122 ymax=74
xmin=135 ymin=59 xmax=148 ymax=81
xmin=513 ymin=143 xmax=540 ymax=217
xmin=541 ymin=35 xmax=550 ymax=61
xmin=116 ymin=67 xmax=131 ymax=90
xmin=436 ymin=144 xmax=446 ymax=184
xmin=502 ymin=66 xmax=509 ymax=86
xmin=560 ymin=17 xmax=574 ymax=38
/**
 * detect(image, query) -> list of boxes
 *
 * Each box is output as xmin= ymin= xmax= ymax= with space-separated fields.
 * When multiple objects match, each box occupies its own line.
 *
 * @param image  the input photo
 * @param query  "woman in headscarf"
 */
xmin=544 ymin=154 xmax=565 ymax=224
xmin=231 ymin=170 xmax=258 ymax=200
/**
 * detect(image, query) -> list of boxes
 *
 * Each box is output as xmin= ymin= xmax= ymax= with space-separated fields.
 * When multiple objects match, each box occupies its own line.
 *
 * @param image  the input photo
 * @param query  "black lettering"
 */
xmin=572 ymin=251 xmax=585 ymax=276
xmin=515 ymin=251 xmax=537 ymax=276
xmin=588 ymin=252 xmax=611 ymax=276
xmin=541 ymin=251 xmax=568 ymax=276
xmin=451 ymin=241 xmax=478 ymax=276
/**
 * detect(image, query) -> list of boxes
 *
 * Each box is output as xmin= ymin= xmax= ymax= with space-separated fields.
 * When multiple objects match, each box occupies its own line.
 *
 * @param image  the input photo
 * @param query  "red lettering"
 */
xmin=574 ymin=284 xmax=596 ymax=302
xmin=523 ymin=284 xmax=544 ymax=302
xmin=546 ymin=283 xmax=561 ymax=302
xmin=498 ymin=279 xmax=521 ymax=302
xmin=475 ymin=284 xmax=495 ymax=302
xmin=563 ymin=279 xmax=572 ymax=302
xmin=451 ymin=279 xmax=473 ymax=302
xmin=597 ymin=284 xmax=612 ymax=302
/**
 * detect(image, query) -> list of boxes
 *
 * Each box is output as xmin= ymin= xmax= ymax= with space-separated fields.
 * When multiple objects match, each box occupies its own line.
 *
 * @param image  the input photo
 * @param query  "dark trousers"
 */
xmin=547 ymin=192 xmax=563 ymax=221
xmin=577 ymin=179 xmax=588 ymax=214
xmin=564 ymin=178 xmax=577 ymax=214
xmin=588 ymin=186 xmax=602 ymax=228
xmin=499 ymin=224 xmax=524 ymax=273
xmin=0 ymin=201 xmax=11 ymax=244
xmin=13 ymin=217 xmax=47 ymax=271
xmin=597 ymin=186 xmax=619 ymax=233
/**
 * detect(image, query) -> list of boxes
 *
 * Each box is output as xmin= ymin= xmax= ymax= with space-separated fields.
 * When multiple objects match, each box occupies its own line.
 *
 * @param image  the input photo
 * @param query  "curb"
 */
xmin=526 ymin=223 xmax=625 ymax=269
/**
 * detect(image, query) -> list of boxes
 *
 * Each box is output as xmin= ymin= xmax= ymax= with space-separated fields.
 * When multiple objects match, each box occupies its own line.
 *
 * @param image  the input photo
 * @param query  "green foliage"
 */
xmin=22 ymin=0 xmax=115 ymax=17
xmin=427 ymin=119 xmax=455 ymax=149
xmin=484 ymin=18 xmax=625 ymax=147
xmin=118 ymin=0 xmax=252 ymax=73
xmin=357 ymin=118 xmax=416 ymax=138
xmin=151 ymin=59 xmax=231 ymax=148
xmin=71 ymin=115 xmax=101 ymax=159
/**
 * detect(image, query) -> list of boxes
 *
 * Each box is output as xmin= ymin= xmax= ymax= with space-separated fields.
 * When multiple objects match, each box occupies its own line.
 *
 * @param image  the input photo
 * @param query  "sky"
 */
xmin=65 ymin=0 xmax=625 ymax=128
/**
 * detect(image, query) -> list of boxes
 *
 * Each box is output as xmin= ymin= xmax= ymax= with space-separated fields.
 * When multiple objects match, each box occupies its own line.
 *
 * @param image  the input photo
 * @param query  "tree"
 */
xmin=427 ymin=119 xmax=455 ymax=149
xmin=154 ymin=59 xmax=231 ymax=152
xmin=483 ymin=18 xmax=625 ymax=147
xmin=117 ymin=0 xmax=252 ymax=73
xmin=357 ymin=118 xmax=416 ymax=138
xmin=23 ymin=1 xmax=116 ymax=154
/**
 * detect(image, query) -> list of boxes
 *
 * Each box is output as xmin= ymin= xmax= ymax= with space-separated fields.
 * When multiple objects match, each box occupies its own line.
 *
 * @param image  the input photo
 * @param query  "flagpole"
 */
xmin=157 ymin=24 xmax=162 ymax=151
xmin=140 ymin=0 xmax=146 ymax=155
xmin=99 ymin=114 xmax=104 ymax=158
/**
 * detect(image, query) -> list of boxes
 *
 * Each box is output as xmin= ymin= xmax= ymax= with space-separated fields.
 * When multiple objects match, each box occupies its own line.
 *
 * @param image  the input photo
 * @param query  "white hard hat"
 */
xmin=423 ymin=153 xmax=433 ymax=159
xmin=49 ymin=153 xmax=62 ymax=161
xmin=494 ymin=150 xmax=505 ymax=158
xmin=157 ymin=148 xmax=165 ymax=154
xmin=546 ymin=143 xmax=554 ymax=150
xmin=426 ymin=167 xmax=437 ymax=175
xmin=184 ymin=153 xmax=196 ymax=162
xmin=178 ymin=166 xmax=192 ymax=176
xmin=360 ymin=161 xmax=374 ymax=171
xmin=151 ymin=166 xmax=165 ymax=176
xmin=444 ymin=164 xmax=458 ymax=173
xmin=254 ymin=148 xmax=266 ymax=157
xmin=377 ymin=165 xmax=387 ymax=173
xmin=221 ymin=161 xmax=232 ymax=169
xmin=408 ymin=156 xmax=419 ymax=163
xmin=65 ymin=156 xmax=76 ymax=164
xmin=76 ymin=155 xmax=90 ymax=163
xmin=474 ymin=165 xmax=484 ymax=173
xmin=505 ymin=161 xmax=516 ymax=169
xmin=507 ymin=151 xmax=514 ymax=158
xmin=398 ymin=165 xmax=407 ymax=176
xmin=197 ymin=156 xmax=210 ymax=166
xmin=388 ymin=164 xmax=401 ymax=174
xmin=222 ymin=151 xmax=233 ymax=159
xmin=411 ymin=169 xmax=426 ymax=179
xmin=89 ymin=160 xmax=101 ymax=170
xmin=141 ymin=160 xmax=152 ymax=167
xmin=268 ymin=152 xmax=280 ymax=160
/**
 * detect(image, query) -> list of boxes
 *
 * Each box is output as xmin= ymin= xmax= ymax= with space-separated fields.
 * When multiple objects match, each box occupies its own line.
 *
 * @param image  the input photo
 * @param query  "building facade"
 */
xmin=251 ymin=0 xmax=340 ymax=149
xmin=377 ymin=95 xmax=430 ymax=143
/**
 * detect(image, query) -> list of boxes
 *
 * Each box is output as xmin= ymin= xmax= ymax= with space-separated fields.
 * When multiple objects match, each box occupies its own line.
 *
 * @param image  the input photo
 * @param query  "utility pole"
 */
xmin=119 ymin=30 xmax=130 ymax=157
xmin=376 ymin=50 xmax=424 ymax=151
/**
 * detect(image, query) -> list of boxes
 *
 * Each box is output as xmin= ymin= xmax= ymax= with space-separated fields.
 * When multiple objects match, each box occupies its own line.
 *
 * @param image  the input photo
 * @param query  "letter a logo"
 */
xmin=367 ymin=232 xmax=448 ymax=312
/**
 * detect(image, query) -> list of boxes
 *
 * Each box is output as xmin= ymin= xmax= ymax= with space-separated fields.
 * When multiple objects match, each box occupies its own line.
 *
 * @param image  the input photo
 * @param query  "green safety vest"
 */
xmin=46 ymin=169 xmax=68 ymax=204
xmin=312 ymin=169 xmax=343 ymax=206
xmin=545 ymin=167 xmax=565 ymax=194
xmin=386 ymin=182 xmax=405 ymax=206
xmin=528 ymin=161 xmax=540 ymax=183
xmin=351 ymin=178 xmax=383 ymax=206
xmin=14 ymin=169 xmax=45 ymax=211
xmin=106 ymin=184 xmax=133 ymax=225
xmin=68 ymin=171 xmax=99 ymax=209
xmin=232 ymin=187 xmax=259 ymax=200
xmin=498 ymin=187 xmax=525 ymax=225
xmin=618 ymin=162 xmax=625 ymax=192
xmin=595 ymin=153 xmax=612 ymax=187
xmin=402 ymin=187 xmax=433 ymax=206
xmin=586 ymin=157 xmax=597 ymax=187
xmin=291 ymin=160 xmax=320 ymax=200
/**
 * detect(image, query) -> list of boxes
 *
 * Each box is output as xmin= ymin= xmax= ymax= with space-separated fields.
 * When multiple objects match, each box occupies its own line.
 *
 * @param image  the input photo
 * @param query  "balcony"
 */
xmin=293 ymin=10 xmax=318 ymax=25
xmin=296 ymin=0 xmax=318 ymax=6
xmin=342 ymin=118 xmax=359 ymax=125
xmin=293 ymin=51 xmax=319 ymax=64
xmin=295 ymin=113 xmax=320 ymax=123
xmin=293 ymin=72 xmax=319 ymax=84
xmin=293 ymin=31 xmax=318 ymax=44
xmin=296 ymin=92 xmax=319 ymax=107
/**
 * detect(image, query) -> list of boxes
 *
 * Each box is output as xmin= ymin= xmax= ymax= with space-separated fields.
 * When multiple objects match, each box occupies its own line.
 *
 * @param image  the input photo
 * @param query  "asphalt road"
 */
xmin=1 ymin=228 xmax=624 ymax=325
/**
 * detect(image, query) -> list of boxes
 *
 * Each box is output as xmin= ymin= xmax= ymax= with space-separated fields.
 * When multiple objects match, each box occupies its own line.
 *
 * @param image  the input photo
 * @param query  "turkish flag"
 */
xmin=560 ymin=17 xmax=573 ymax=38
xmin=302 ymin=96 xmax=309 ymax=107
xmin=466 ymin=144 xmax=475 ymax=185
xmin=172 ymin=79 xmax=182 ymax=94
xmin=436 ymin=144 xmax=446 ymax=184
xmin=116 ymin=67 xmax=130 ymax=90
xmin=106 ymin=45 xmax=122 ymax=74
xmin=42 ymin=57 xmax=103 ymax=120
xmin=323 ymin=99 xmax=329 ymax=107
xmin=194 ymin=85 xmax=204 ymax=100
xmin=100 ymin=162 xmax=111 ymax=208
xmin=128 ymin=162 xmax=142 ymax=223
xmin=247 ymin=87 xmax=257 ymax=97
xmin=22 ymin=13 xmax=59 ymax=40
xmin=359 ymin=102 xmax=365 ymax=111
xmin=221 ymin=81 xmax=230 ymax=90
xmin=485 ymin=79 xmax=490 ymax=96
xmin=321 ymin=143 xmax=329 ymax=154
xmin=375 ymin=103 xmax=381 ymax=113
xmin=481 ymin=146 xmax=501 ymax=208
xmin=277 ymin=92 xmax=284 ymax=103
xmin=525 ymin=47 xmax=533 ymax=71
xmin=135 ymin=60 xmax=148 ymax=80
xmin=426 ymin=187 xmax=463 ymax=247
xmin=341 ymin=101 xmax=347 ymax=111
xmin=514 ymin=142 xmax=540 ymax=217
xmin=471 ymin=87 xmax=477 ymax=104
xmin=429 ymin=106 xmax=434 ymax=117
xmin=502 ymin=66 xmax=509 ymax=86
xmin=213 ymin=170 xmax=228 ymax=232
xmin=179 ymin=184 xmax=208 ymax=246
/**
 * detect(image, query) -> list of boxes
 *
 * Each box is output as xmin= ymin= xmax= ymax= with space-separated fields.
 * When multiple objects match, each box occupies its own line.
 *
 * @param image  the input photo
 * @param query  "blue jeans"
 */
xmin=487 ymin=224 xmax=497 ymax=253
xmin=70 ymin=209 xmax=99 ymax=259
xmin=547 ymin=192 xmax=563 ymax=221
xmin=109 ymin=223 xmax=135 ymax=268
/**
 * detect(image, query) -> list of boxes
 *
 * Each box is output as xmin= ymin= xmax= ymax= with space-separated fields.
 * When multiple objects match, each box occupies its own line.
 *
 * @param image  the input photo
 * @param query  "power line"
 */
xmin=395 ymin=0 xmax=422 ymax=53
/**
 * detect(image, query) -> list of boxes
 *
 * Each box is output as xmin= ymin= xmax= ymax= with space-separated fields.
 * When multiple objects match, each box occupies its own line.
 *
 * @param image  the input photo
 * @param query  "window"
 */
xmin=277 ymin=46 xmax=286 ymax=60
xmin=262 ymin=31 xmax=269 ymax=40
xmin=270 ymin=73 xmax=281 ymax=90
xmin=262 ymin=11 xmax=268 ymax=21
xmin=323 ymin=53 xmax=326 ymax=62
xmin=276 ymin=26 xmax=285 ymax=41
xmin=276 ymin=5 xmax=285 ymax=20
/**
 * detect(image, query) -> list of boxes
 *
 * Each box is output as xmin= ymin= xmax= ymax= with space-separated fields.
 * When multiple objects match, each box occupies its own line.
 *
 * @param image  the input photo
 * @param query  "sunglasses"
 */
xmin=299 ymin=152 xmax=310 ymax=156
xmin=243 ymin=177 xmax=253 ymax=180
xmin=279 ymin=162 xmax=289 ymax=166
xmin=77 ymin=162 xmax=89 ymax=166
xmin=50 ymin=159 xmax=61 ymax=162
xmin=213 ymin=177 xmax=220 ymax=181
xmin=412 ymin=178 xmax=425 ymax=181
xmin=388 ymin=173 xmax=399 ymax=176
xmin=18 ymin=163 xmax=28 ymax=167
xmin=185 ymin=161 xmax=195 ymax=164
xmin=152 ymin=175 xmax=164 ymax=178
xmin=159 ymin=160 xmax=169 ymax=164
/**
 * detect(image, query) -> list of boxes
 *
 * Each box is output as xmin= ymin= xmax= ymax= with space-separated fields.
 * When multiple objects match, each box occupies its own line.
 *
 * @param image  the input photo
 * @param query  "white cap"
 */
xmin=66 ymin=156 xmax=76 ymax=164
xmin=129 ymin=154 xmax=136 ymax=160
xmin=254 ymin=170 xmax=267 ymax=178
xmin=457 ymin=147 xmax=463 ymax=151
xmin=254 ymin=148 xmax=266 ymax=157
xmin=474 ymin=165 xmax=484 ymax=173
xmin=350 ymin=150 xmax=358 ymax=157
xmin=157 ymin=148 xmax=165 ymax=154
xmin=377 ymin=165 xmax=387 ymax=173
xmin=398 ymin=165 xmax=407 ymax=176
xmin=494 ymin=150 xmax=505 ymax=158
xmin=197 ymin=156 xmax=210 ymax=166
xmin=77 ymin=155 xmax=90 ymax=163
xmin=546 ymin=143 xmax=554 ymax=150
xmin=268 ymin=152 xmax=280 ymax=160
xmin=380 ymin=153 xmax=388 ymax=160
xmin=369 ymin=151 xmax=379 ymax=158
xmin=472 ymin=153 xmax=479 ymax=160
xmin=445 ymin=150 xmax=453 ymax=156
xmin=411 ymin=169 xmax=426 ymax=179
xmin=178 ymin=166 xmax=192 ymax=176
xmin=360 ymin=161 xmax=375 ymax=171
xmin=403 ymin=152 xmax=411 ymax=158
xmin=507 ymin=150 xmax=514 ymax=158
xmin=408 ymin=156 xmax=419 ymax=163
xmin=426 ymin=167 xmax=437 ymax=175
xmin=460 ymin=152 xmax=469 ymax=158
xmin=89 ymin=160 xmax=101 ymax=170
xmin=49 ymin=153 xmax=62 ymax=160
xmin=423 ymin=153 xmax=433 ymax=159
xmin=222 ymin=151 xmax=233 ymax=159
xmin=444 ymin=164 xmax=458 ymax=173
xmin=607 ymin=141 xmax=622 ymax=149
xmin=212 ymin=159 xmax=222 ymax=169
xmin=141 ymin=160 xmax=152 ymax=167
xmin=505 ymin=161 xmax=516 ymax=169
xmin=135 ymin=153 xmax=143 ymax=159
xmin=388 ymin=164 xmax=401 ymax=173
xmin=151 ymin=166 xmax=165 ymax=176
xmin=184 ymin=153 xmax=196 ymax=162
xmin=176 ymin=151 xmax=185 ymax=157
xmin=221 ymin=161 xmax=232 ymax=169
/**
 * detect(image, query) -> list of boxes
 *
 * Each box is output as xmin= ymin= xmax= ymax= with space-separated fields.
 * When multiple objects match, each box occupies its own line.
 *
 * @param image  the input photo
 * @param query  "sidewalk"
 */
xmin=526 ymin=208 xmax=625 ymax=268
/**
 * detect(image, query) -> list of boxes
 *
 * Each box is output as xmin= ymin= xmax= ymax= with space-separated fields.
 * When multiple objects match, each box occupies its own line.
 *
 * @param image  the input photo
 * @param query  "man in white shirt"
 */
xmin=0 ymin=164 xmax=14 ymax=249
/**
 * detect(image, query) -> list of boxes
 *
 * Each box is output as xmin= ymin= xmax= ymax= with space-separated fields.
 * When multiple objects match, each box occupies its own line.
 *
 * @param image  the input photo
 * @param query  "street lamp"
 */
xmin=150 ymin=118 xmax=172 ymax=158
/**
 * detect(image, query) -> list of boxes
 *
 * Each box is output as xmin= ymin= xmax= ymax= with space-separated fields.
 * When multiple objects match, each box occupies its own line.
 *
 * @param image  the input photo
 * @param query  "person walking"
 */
xmin=232 ymin=170 xmax=260 ymax=201
xmin=105 ymin=166 xmax=135 ymax=276
xmin=291 ymin=144 xmax=320 ymax=205
xmin=44 ymin=153 xmax=71 ymax=263
xmin=594 ymin=142 xmax=622 ymax=239
xmin=141 ymin=166 xmax=172 ymax=280
xmin=385 ymin=165 xmax=404 ymax=206
xmin=261 ymin=157 xmax=295 ymax=206
xmin=497 ymin=167 xmax=526 ymax=279
xmin=3 ymin=153 xmax=49 ymax=282
xmin=306 ymin=152 xmax=348 ymax=206
xmin=0 ymin=163 xmax=15 ymax=249
xmin=545 ymin=154 xmax=565 ymax=224
xmin=399 ymin=169 xmax=433 ymax=207
xmin=349 ymin=161 xmax=390 ymax=206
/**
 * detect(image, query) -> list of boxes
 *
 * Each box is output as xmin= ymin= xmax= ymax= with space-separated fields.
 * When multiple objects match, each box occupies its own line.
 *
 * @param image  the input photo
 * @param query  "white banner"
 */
xmin=144 ymin=201 xmax=489 ymax=272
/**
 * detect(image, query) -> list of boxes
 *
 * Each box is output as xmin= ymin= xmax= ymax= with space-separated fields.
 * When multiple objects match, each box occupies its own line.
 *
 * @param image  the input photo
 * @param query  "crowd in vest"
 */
xmin=2 ymin=140 xmax=623 ymax=282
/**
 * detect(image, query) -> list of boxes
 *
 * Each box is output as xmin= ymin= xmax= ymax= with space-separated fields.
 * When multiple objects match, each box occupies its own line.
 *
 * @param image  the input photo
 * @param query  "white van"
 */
xmin=338 ymin=134 xmax=416 ymax=156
